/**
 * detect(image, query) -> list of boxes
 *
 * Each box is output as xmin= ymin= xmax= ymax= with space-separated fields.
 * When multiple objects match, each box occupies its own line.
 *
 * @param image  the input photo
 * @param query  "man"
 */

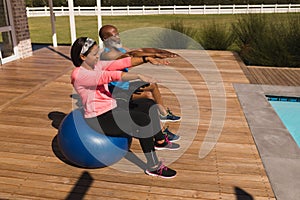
xmin=99 ymin=24 xmax=181 ymax=141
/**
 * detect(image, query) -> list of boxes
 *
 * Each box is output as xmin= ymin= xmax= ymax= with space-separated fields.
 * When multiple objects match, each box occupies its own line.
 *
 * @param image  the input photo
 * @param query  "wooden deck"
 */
xmin=0 ymin=46 xmax=280 ymax=199
xmin=235 ymin=53 xmax=300 ymax=86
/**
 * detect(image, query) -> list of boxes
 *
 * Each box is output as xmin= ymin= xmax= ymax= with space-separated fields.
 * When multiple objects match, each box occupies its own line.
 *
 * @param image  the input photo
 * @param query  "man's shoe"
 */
xmin=160 ymin=108 xmax=181 ymax=122
xmin=163 ymin=127 xmax=180 ymax=142
xmin=145 ymin=161 xmax=177 ymax=179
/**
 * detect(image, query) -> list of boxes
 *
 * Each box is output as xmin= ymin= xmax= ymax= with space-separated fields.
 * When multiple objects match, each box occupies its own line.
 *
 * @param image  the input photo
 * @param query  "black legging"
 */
xmin=85 ymin=98 xmax=165 ymax=169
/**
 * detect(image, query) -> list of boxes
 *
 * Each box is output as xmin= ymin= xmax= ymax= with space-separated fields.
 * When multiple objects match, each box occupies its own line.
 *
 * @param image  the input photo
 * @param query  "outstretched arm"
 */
xmin=121 ymin=72 xmax=157 ymax=83
xmin=125 ymin=48 xmax=179 ymax=58
xmin=130 ymin=56 xmax=170 ymax=66
xmin=100 ymin=50 xmax=123 ymax=61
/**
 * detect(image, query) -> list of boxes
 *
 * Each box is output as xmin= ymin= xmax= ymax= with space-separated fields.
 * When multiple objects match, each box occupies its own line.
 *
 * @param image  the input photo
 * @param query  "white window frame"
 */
xmin=0 ymin=0 xmax=18 ymax=65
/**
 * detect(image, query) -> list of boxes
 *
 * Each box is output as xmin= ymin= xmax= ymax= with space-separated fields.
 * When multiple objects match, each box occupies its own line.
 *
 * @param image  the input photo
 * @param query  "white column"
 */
xmin=68 ymin=0 xmax=76 ymax=44
xmin=49 ymin=0 xmax=57 ymax=47
xmin=97 ymin=0 xmax=103 ymax=48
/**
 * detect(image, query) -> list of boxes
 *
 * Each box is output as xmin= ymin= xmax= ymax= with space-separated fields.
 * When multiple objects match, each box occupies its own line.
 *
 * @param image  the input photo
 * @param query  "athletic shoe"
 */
xmin=160 ymin=108 xmax=181 ymax=122
xmin=145 ymin=161 xmax=177 ymax=179
xmin=155 ymin=135 xmax=180 ymax=150
xmin=163 ymin=126 xmax=180 ymax=142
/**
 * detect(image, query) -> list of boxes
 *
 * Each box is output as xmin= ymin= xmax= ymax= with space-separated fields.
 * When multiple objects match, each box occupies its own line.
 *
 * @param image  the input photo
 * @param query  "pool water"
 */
xmin=267 ymin=96 xmax=300 ymax=148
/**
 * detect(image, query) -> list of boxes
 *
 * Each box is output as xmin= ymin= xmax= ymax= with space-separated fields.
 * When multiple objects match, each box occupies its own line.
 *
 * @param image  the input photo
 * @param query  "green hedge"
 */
xmin=197 ymin=21 xmax=236 ymax=50
xmin=166 ymin=13 xmax=300 ymax=67
xmin=232 ymin=14 xmax=300 ymax=67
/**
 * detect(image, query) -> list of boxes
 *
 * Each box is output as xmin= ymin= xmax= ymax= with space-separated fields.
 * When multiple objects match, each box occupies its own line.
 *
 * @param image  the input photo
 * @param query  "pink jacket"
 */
xmin=71 ymin=57 xmax=132 ymax=118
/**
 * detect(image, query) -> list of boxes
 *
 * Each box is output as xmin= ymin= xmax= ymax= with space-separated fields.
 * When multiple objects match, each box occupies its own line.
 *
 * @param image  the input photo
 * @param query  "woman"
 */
xmin=70 ymin=37 xmax=179 ymax=178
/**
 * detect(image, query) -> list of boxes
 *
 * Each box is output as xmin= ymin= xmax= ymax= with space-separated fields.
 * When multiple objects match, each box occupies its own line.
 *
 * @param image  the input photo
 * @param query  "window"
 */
xmin=0 ymin=0 xmax=17 ymax=64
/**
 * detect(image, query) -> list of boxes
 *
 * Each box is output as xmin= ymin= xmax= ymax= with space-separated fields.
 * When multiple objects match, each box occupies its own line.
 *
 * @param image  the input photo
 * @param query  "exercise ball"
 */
xmin=57 ymin=109 xmax=132 ymax=168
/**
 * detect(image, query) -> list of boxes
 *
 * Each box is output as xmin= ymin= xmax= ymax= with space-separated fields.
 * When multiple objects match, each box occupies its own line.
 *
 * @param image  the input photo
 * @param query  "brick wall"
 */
xmin=11 ymin=0 xmax=32 ymax=58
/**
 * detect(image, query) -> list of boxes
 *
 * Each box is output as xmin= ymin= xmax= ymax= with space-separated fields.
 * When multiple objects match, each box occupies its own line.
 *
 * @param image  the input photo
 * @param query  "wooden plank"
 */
xmin=0 ymin=47 xmax=277 ymax=199
xmin=243 ymin=65 xmax=300 ymax=86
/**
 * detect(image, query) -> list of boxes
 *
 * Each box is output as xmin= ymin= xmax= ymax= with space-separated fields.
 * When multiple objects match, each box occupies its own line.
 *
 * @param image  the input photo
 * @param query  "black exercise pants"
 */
xmin=85 ymin=98 xmax=165 ymax=168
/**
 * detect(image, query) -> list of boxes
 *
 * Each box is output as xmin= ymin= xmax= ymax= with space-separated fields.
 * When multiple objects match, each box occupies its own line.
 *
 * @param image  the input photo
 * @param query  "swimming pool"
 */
xmin=267 ymin=95 xmax=300 ymax=148
xmin=235 ymin=84 xmax=300 ymax=199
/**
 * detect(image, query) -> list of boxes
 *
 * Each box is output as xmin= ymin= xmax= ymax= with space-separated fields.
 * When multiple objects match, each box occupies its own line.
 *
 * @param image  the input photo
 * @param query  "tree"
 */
xmin=26 ymin=0 xmax=33 ymax=7
xmin=25 ymin=0 xmax=300 ymax=7
xmin=74 ymin=0 xmax=96 ymax=6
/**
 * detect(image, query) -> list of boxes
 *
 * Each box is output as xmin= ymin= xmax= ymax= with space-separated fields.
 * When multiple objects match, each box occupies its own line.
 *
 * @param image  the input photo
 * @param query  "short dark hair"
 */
xmin=70 ymin=37 xmax=97 ymax=67
xmin=99 ymin=26 xmax=105 ymax=41
xmin=99 ymin=25 xmax=117 ymax=41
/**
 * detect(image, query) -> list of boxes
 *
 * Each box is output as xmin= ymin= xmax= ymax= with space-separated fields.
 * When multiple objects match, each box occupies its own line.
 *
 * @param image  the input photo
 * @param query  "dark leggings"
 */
xmin=85 ymin=98 xmax=165 ymax=169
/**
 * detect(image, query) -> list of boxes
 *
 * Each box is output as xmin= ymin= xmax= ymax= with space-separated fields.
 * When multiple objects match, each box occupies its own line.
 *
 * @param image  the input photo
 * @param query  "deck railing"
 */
xmin=26 ymin=4 xmax=300 ymax=17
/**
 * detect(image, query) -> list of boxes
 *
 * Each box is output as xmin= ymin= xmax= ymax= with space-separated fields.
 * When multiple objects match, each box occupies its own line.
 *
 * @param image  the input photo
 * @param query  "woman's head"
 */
xmin=70 ymin=37 xmax=97 ymax=67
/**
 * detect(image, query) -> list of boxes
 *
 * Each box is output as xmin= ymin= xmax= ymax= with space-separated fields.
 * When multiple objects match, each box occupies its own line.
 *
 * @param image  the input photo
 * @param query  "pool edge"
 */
xmin=234 ymin=83 xmax=300 ymax=200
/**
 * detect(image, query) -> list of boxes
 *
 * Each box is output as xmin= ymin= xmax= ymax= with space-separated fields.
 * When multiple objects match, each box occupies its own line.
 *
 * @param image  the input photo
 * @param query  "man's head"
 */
xmin=99 ymin=25 xmax=122 ymax=48
xmin=99 ymin=25 xmax=118 ymax=41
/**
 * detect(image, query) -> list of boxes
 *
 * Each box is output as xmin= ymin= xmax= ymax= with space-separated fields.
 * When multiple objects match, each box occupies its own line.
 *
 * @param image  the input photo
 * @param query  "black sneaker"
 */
xmin=155 ymin=136 xmax=180 ymax=151
xmin=145 ymin=161 xmax=177 ymax=179
xmin=163 ymin=126 xmax=180 ymax=142
xmin=160 ymin=108 xmax=181 ymax=122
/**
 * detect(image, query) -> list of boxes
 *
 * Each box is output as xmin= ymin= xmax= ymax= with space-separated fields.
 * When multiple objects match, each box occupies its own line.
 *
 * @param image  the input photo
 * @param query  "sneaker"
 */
xmin=163 ymin=126 xmax=180 ymax=142
xmin=155 ymin=136 xmax=180 ymax=150
xmin=145 ymin=161 xmax=177 ymax=179
xmin=160 ymin=108 xmax=181 ymax=122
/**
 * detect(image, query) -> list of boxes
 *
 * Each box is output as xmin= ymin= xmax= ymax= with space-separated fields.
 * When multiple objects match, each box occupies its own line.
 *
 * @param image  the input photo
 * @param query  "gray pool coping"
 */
xmin=234 ymin=83 xmax=300 ymax=200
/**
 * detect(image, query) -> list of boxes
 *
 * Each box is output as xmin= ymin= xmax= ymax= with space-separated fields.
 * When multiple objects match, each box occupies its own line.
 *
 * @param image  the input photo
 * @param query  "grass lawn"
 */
xmin=28 ymin=13 xmax=298 ymax=50
xmin=28 ymin=14 xmax=239 ymax=45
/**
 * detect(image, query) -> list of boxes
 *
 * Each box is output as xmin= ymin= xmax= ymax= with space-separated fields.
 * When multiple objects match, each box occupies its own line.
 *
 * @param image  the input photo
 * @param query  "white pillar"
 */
xmin=97 ymin=0 xmax=103 ymax=48
xmin=49 ymin=0 xmax=57 ymax=47
xmin=68 ymin=0 xmax=76 ymax=44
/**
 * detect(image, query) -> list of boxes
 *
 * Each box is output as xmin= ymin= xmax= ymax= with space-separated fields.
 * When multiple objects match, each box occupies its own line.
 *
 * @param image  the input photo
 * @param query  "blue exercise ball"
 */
xmin=57 ymin=109 xmax=132 ymax=168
